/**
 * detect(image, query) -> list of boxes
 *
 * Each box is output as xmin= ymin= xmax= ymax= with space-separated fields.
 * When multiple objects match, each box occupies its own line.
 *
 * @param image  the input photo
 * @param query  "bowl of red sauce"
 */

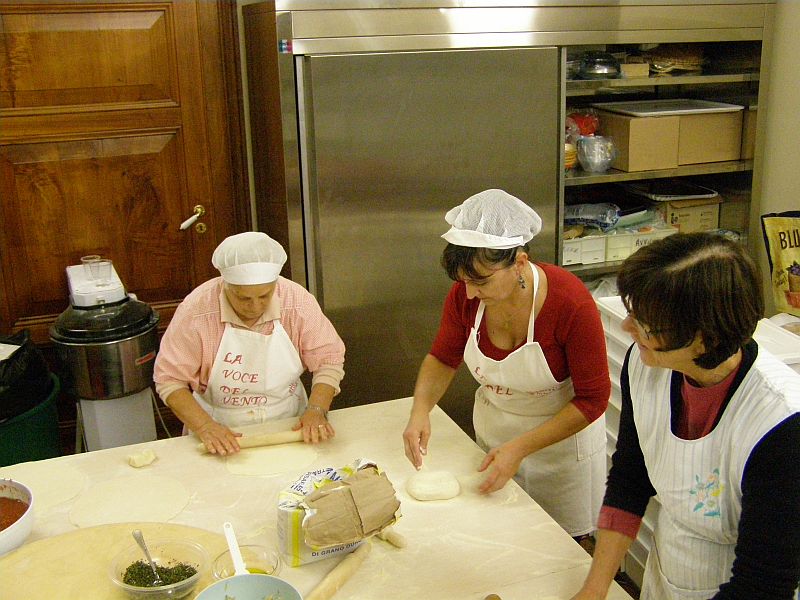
xmin=0 ymin=478 xmax=33 ymax=556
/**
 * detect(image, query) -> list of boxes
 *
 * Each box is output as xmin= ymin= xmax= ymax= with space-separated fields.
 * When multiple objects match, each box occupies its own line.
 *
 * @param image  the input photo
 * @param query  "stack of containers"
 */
xmin=595 ymin=295 xmax=800 ymax=586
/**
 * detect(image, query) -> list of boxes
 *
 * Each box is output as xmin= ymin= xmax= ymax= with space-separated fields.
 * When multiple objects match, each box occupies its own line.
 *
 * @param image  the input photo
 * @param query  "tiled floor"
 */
xmin=614 ymin=572 xmax=641 ymax=599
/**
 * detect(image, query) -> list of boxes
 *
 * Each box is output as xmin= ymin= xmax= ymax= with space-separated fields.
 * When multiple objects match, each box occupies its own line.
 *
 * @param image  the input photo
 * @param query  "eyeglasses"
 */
xmin=626 ymin=312 xmax=670 ymax=341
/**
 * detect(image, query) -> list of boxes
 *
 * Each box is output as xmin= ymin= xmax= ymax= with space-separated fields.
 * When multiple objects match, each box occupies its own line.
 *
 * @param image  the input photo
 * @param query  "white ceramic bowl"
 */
xmin=109 ymin=539 xmax=209 ymax=600
xmin=0 ymin=478 xmax=34 ymax=556
xmin=195 ymin=573 xmax=302 ymax=600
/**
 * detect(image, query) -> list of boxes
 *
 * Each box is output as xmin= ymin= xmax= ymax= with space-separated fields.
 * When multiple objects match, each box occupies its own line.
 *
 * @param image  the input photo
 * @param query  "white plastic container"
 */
xmin=604 ymin=225 xmax=679 ymax=262
xmin=562 ymin=234 xmax=606 ymax=265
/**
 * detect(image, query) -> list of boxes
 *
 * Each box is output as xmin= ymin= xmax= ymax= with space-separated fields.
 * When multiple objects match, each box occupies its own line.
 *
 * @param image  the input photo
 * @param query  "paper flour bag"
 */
xmin=761 ymin=211 xmax=800 ymax=316
xmin=277 ymin=458 xmax=401 ymax=566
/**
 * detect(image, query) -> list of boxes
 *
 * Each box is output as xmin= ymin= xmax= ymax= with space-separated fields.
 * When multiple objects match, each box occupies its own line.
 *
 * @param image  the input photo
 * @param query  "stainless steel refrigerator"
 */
xmin=259 ymin=40 xmax=560 ymax=431
xmin=296 ymin=47 xmax=559 ymax=429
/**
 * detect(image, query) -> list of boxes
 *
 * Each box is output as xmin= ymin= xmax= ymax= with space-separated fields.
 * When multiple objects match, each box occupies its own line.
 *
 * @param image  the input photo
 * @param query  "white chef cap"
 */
xmin=441 ymin=189 xmax=542 ymax=249
xmin=212 ymin=232 xmax=287 ymax=285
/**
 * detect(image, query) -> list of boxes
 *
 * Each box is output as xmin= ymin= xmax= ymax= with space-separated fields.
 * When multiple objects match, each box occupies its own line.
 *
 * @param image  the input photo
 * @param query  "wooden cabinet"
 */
xmin=0 ymin=0 xmax=250 ymax=344
xmin=0 ymin=0 xmax=250 ymax=453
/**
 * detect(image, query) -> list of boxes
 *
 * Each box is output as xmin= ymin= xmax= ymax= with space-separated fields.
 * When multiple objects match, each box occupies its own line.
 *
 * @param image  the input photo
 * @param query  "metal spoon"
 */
xmin=132 ymin=529 xmax=164 ymax=586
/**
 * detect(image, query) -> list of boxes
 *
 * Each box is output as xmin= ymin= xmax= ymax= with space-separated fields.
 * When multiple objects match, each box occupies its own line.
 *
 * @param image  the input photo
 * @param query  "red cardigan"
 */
xmin=430 ymin=262 xmax=609 ymax=422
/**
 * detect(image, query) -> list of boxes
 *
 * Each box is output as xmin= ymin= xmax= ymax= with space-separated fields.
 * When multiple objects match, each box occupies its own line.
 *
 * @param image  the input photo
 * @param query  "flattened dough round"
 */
xmin=69 ymin=473 xmax=189 ymax=527
xmin=225 ymin=444 xmax=317 ymax=476
xmin=0 ymin=461 xmax=87 ymax=511
xmin=406 ymin=470 xmax=461 ymax=501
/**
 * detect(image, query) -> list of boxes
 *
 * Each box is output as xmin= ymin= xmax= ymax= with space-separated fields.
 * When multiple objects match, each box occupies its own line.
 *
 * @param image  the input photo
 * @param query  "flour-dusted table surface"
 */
xmin=0 ymin=398 xmax=632 ymax=599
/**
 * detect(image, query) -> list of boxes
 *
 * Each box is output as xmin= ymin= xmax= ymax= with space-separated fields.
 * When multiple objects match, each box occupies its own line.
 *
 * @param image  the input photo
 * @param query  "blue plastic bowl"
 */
xmin=195 ymin=573 xmax=302 ymax=600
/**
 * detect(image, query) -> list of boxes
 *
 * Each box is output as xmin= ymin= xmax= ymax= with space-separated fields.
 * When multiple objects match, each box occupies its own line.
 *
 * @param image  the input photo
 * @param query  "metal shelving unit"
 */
xmin=565 ymin=159 xmax=754 ymax=186
xmin=560 ymin=43 xmax=762 ymax=277
xmin=566 ymin=71 xmax=759 ymax=97
xmin=564 ymin=260 xmax=624 ymax=277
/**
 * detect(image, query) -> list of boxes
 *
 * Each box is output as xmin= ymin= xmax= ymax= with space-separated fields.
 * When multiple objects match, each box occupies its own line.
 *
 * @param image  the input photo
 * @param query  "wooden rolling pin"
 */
xmin=306 ymin=541 xmax=372 ymax=600
xmin=195 ymin=429 xmax=303 ymax=453
xmin=376 ymin=527 xmax=407 ymax=549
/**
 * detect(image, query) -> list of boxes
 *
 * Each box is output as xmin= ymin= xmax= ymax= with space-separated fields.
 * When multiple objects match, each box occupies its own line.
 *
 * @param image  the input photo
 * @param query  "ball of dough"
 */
xmin=406 ymin=470 xmax=460 ymax=501
xmin=127 ymin=449 xmax=156 ymax=468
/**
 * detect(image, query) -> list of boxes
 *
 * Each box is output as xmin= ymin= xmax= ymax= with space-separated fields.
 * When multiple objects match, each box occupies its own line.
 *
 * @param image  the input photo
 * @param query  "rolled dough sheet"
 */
xmin=0 ymin=461 xmax=87 ymax=511
xmin=225 ymin=443 xmax=317 ymax=476
xmin=69 ymin=473 xmax=189 ymax=527
xmin=0 ymin=522 xmax=226 ymax=600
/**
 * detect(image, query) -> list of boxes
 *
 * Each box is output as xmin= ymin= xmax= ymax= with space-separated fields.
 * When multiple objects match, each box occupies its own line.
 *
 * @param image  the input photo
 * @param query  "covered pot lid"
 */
xmin=49 ymin=297 xmax=159 ymax=343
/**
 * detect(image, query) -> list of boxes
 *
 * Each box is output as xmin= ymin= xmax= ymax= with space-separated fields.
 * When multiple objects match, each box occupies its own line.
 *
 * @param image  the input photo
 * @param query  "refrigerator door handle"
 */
xmin=296 ymin=56 xmax=320 ymax=299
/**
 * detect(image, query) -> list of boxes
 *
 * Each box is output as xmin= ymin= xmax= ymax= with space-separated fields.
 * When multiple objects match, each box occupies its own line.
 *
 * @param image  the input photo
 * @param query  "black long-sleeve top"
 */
xmin=603 ymin=341 xmax=800 ymax=599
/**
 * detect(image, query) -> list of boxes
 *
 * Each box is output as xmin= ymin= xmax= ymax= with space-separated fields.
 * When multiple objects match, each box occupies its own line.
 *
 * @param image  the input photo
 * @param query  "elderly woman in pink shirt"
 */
xmin=154 ymin=232 xmax=345 ymax=455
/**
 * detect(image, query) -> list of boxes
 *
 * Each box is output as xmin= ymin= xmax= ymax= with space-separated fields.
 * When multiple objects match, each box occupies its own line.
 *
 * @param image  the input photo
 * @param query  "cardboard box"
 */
xmin=741 ymin=106 xmax=757 ymax=160
xmin=597 ymin=110 xmax=679 ymax=172
xmin=658 ymin=197 xmax=722 ymax=232
xmin=597 ymin=101 xmax=744 ymax=171
xmin=679 ymin=111 xmax=743 ymax=165
xmin=620 ymin=63 xmax=650 ymax=78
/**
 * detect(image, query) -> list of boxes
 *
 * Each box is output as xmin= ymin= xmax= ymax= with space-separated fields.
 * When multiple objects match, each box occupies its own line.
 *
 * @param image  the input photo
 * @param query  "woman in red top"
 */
xmin=403 ymin=189 xmax=610 ymax=539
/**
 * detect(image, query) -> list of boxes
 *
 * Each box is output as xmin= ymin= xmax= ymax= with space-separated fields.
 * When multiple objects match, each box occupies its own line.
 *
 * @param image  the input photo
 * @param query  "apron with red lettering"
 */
xmin=464 ymin=261 xmax=606 ymax=536
xmin=194 ymin=321 xmax=307 ymax=428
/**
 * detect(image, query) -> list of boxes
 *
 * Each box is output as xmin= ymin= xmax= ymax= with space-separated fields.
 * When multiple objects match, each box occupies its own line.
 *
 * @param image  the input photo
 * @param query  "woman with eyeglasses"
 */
xmin=572 ymin=232 xmax=800 ymax=600
xmin=402 ymin=189 xmax=610 ymax=545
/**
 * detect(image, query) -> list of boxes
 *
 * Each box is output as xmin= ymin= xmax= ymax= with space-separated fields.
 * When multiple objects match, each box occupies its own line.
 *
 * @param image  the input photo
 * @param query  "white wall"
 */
xmin=753 ymin=0 xmax=800 ymax=315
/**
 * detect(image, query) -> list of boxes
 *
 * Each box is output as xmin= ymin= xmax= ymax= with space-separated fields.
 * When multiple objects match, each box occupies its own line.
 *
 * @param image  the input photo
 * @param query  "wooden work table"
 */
xmin=0 ymin=398 xmax=632 ymax=599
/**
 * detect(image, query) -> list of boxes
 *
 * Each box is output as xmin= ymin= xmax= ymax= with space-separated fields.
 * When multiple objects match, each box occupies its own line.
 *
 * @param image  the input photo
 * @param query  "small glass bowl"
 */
xmin=212 ymin=544 xmax=281 ymax=579
xmin=109 ymin=539 xmax=208 ymax=599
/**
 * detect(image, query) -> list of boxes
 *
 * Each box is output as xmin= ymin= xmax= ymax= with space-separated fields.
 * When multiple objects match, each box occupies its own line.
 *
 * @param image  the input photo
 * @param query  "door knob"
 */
xmin=179 ymin=205 xmax=206 ymax=231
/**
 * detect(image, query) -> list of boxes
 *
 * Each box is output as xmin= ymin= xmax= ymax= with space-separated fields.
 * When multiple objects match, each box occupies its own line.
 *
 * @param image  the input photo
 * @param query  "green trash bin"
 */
xmin=0 ymin=372 xmax=61 ymax=467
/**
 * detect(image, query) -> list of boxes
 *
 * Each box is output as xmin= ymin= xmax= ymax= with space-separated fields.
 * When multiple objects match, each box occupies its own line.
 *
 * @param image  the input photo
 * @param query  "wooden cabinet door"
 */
xmin=0 ymin=0 xmax=249 ymax=342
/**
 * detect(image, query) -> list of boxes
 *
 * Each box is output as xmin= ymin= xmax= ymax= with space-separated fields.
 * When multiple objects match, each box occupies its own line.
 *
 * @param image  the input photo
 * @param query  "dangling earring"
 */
xmin=518 ymin=274 xmax=526 ymax=289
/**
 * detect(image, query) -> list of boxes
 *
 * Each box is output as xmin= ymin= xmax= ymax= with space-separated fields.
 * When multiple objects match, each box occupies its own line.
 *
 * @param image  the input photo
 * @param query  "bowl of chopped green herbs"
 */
xmin=109 ymin=538 xmax=209 ymax=599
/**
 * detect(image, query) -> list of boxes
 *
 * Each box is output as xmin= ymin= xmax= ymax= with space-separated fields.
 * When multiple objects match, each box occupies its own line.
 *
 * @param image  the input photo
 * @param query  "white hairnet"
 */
xmin=441 ymin=189 xmax=542 ymax=249
xmin=212 ymin=231 xmax=287 ymax=285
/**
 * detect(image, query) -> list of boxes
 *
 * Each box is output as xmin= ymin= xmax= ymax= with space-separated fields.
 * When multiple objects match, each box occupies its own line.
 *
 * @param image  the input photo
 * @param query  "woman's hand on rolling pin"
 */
xmin=296 ymin=405 xmax=335 ymax=444
xmin=403 ymin=411 xmax=431 ymax=470
xmin=477 ymin=441 xmax=524 ymax=494
xmin=195 ymin=420 xmax=242 ymax=455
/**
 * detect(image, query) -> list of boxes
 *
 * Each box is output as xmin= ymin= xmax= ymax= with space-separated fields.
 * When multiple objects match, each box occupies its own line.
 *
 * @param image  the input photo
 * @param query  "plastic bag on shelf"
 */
xmin=565 ymin=202 xmax=620 ymax=232
xmin=565 ymin=116 xmax=581 ymax=146
xmin=566 ymin=108 xmax=600 ymax=136
xmin=586 ymin=277 xmax=619 ymax=299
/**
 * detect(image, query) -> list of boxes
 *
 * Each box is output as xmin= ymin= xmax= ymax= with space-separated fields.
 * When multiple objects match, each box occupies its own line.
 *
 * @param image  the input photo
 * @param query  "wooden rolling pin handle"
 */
xmin=306 ymin=541 xmax=372 ymax=600
xmin=195 ymin=429 xmax=303 ymax=453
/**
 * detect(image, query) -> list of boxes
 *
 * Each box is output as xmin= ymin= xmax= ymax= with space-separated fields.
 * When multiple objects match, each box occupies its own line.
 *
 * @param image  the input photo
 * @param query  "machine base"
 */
xmin=78 ymin=389 xmax=157 ymax=452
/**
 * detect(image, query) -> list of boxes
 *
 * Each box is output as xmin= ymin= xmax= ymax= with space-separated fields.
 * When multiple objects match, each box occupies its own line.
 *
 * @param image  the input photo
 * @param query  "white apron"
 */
xmin=195 ymin=320 xmax=307 ymax=428
xmin=464 ymin=262 xmax=606 ymax=536
xmin=627 ymin=345 xmax=799 ymax=599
